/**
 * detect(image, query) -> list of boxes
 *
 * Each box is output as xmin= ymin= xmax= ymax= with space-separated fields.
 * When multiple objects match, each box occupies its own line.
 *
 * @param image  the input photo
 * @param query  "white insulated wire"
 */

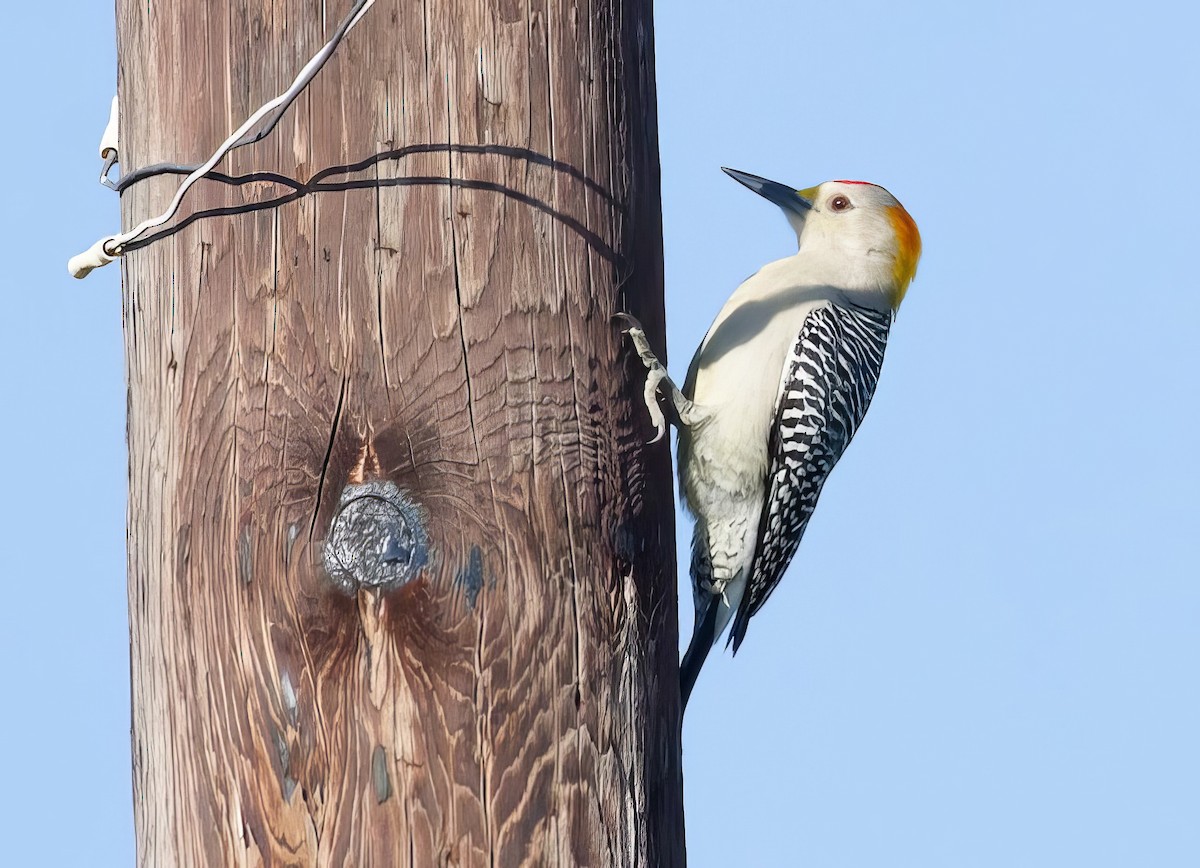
xmin=98 ymin=95 xmax=119 ymax=189
xmin=69 ymin=0 xmax=376 ymax=279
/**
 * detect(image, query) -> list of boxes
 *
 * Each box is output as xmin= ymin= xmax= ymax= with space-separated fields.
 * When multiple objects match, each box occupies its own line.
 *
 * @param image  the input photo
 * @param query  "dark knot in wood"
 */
xmin=323 ymin=480 xmax=428 ymax=594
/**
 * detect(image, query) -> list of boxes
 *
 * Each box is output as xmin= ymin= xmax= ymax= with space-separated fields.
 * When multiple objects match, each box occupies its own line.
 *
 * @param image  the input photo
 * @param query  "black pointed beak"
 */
xmin=722 ymin=167 xmax=813 ymax=219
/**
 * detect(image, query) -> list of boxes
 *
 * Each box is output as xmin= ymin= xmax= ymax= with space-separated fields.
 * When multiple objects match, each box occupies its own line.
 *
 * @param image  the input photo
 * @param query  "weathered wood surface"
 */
xmin=116 ymin=0 xmax=683 ymax=864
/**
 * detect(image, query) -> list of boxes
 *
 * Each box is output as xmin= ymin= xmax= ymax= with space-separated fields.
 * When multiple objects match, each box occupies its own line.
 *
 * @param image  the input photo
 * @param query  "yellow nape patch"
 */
xmin=887 ymin=203 xmax=922 ymax=309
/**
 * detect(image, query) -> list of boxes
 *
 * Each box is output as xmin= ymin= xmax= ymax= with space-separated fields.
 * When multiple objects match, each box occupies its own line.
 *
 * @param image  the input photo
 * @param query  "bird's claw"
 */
xmin=617 ymin=311 xmax=669 ymax=443
xmin=613 ymin=311 xmax=645 ymax=334
xmin=620 ymin=319 xmax=661 ymax=372
xmin=643 ymin=368 xmax=668 ymax=443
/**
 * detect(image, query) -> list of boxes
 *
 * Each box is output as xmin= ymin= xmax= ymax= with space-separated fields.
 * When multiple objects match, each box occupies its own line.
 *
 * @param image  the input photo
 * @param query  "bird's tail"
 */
xmin=679 ymin=595 xmax=720 ymax=711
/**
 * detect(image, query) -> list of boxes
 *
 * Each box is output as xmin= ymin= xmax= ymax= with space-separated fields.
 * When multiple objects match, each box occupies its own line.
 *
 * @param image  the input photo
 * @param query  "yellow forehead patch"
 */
xmin=886 ymin=203 xmax=922 ymax=308
xmin=797 ymin=185 xmax=821 ymax=204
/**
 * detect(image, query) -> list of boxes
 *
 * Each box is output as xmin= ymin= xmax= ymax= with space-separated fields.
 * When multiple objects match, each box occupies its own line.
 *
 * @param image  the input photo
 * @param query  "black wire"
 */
xmin=119 ymin=168 xmax=623 ymax=267
xmin=114 ymin=162 xmax=199 ymax=193
xmin=115 ymin=163 xmax=304 ymax=194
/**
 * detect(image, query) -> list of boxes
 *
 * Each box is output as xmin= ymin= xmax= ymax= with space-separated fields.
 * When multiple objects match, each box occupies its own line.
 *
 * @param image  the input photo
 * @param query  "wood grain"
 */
xmin=117 ymin=0 xmax=683 ymax=864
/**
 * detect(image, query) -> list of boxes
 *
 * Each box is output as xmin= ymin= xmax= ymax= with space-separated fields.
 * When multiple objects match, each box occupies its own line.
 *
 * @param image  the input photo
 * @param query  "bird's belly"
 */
xmin=681 ymin=338 xmax=790 ymax=514
xmin=678 ymin=290 xmax=829 ymax=523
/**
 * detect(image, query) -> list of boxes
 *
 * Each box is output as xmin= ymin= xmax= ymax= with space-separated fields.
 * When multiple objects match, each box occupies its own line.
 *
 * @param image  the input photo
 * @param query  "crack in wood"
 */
xmin=445 ymin=90 xmax=483 ymax=464
xmin=310 ymin=372 xmax=349 ymax=540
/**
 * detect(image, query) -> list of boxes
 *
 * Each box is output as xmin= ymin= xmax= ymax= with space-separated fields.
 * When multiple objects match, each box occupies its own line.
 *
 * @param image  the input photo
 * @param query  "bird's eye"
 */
xmin=829 ymin=195 xmax=852 ymax=212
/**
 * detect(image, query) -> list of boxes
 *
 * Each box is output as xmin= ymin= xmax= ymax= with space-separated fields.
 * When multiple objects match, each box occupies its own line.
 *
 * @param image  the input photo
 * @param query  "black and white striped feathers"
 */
xmin=727 ymin=302 xmax=891 ymax=651
xmin=679 ymin=300 xmax=892 ymax=705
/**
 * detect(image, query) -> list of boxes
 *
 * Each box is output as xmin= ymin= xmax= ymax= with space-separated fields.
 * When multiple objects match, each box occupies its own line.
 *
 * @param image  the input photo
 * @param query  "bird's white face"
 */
xmin=723 ymin=169 xmax=922 ymax=308
xmin=795 ymin=181 xmax=922 ymax=306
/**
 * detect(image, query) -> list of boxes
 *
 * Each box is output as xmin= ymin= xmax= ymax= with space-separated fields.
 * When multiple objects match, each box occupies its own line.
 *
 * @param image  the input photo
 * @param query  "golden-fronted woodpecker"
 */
xmin=623 ymin=168 xmax=922 ymax=708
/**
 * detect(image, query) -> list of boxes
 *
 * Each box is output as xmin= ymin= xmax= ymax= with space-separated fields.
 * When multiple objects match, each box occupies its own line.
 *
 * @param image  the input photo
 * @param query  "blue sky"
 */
xmin=4 ymin=1 xmax=1198 ymax=864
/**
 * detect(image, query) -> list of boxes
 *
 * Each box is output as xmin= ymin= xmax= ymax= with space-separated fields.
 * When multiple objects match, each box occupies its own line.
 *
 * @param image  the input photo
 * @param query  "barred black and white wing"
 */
xmin=727 ymin=303 xmax=892 ymax=652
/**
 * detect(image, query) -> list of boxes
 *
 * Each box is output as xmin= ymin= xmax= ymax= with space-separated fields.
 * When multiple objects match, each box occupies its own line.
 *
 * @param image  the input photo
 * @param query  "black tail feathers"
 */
xmin=679 ymin=596 xmax=720 ymax=711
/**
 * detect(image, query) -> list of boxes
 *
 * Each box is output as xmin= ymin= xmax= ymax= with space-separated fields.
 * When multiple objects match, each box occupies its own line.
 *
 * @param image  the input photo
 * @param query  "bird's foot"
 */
xmin=616 ymin=313 xmax=669 ymax=443
xmin=616 ymin=312 xmax=701 ymax=442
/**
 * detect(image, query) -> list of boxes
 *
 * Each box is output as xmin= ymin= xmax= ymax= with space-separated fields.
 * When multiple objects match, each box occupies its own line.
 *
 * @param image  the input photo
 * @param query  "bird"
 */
xmin=621 ymin=167 xmax=921 ymax=709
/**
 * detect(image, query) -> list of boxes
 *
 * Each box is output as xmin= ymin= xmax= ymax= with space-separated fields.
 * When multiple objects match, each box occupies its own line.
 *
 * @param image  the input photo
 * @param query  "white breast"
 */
xmin=680 ymin=256 xmax=839 ymax=510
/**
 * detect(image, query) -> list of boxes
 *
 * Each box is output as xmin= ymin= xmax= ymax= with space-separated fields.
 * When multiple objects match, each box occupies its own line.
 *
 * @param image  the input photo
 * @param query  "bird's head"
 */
xmin=722 ymin=168 xmax=922 ymax=310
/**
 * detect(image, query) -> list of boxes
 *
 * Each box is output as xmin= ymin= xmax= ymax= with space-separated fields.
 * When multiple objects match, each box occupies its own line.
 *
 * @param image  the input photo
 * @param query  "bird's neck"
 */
xmin=781 ymin=247 xmax=900 ymax=313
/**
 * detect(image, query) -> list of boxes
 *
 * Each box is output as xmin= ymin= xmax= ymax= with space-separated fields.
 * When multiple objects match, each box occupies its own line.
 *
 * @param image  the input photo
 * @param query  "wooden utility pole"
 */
xmin=116 ymin=0 xmax=683 ymax=864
